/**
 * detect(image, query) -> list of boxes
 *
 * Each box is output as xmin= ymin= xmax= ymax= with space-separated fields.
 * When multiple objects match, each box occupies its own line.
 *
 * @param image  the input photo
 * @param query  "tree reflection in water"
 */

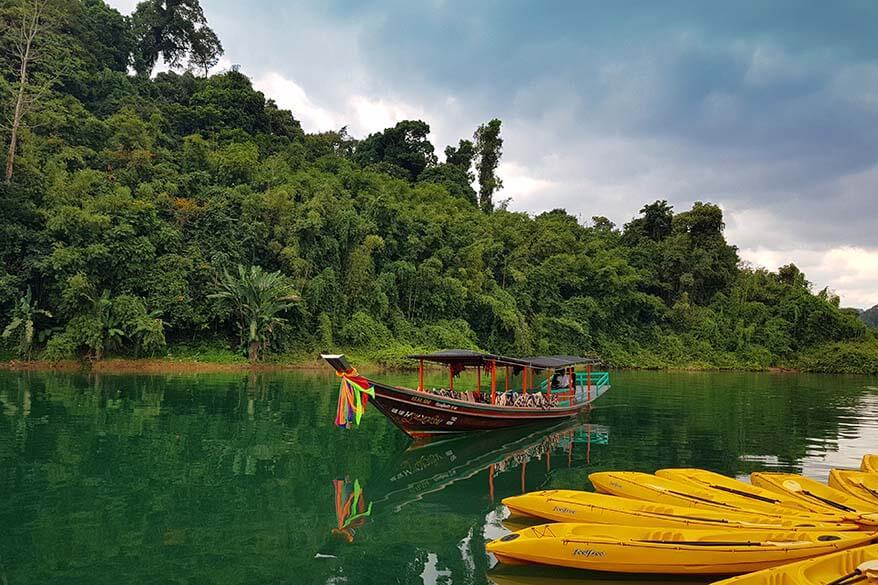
xmin=3 ymin=369 xmax=875 ymax=585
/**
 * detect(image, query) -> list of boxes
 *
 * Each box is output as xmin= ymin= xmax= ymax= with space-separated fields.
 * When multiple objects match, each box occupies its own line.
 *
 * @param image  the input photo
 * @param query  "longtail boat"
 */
xmin=322 ymin=349 xmax=610 ymax=439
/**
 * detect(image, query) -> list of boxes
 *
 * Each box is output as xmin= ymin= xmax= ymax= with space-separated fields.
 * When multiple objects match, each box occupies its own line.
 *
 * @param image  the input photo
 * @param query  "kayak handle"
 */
xmin=708 ymin=483 xmax=780 ymax=504
xmin=800 ymin=489 xmax=857 ymax=513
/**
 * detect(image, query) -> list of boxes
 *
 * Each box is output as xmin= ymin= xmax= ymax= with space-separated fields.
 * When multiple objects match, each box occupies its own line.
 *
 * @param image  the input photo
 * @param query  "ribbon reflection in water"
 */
xmin=332 ymin=478 xmax=373 ymax=543
xmin=329 ymin=421 xmax=609 ymax=543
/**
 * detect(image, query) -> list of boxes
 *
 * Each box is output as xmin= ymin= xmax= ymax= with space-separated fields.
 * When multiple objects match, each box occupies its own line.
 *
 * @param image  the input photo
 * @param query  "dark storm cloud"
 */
xmin=316 ymin=0 xmax=878 ymax=188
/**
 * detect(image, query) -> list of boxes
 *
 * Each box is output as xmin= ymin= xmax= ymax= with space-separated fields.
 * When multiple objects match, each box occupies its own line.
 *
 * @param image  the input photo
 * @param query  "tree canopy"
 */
xmin=130 ymin=0 xmax=223 ymax=76
xmin=0 ymin=0 xmax=875 ymax=372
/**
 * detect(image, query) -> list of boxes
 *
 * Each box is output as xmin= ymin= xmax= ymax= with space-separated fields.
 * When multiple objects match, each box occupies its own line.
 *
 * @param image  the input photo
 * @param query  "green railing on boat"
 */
xmin=538 ymin=371 xmax=610 ymax=394
xmin=534 ymin=371 xmax=610 ymax=407
xmin=576 ymin=371 xmax=610 ymax=389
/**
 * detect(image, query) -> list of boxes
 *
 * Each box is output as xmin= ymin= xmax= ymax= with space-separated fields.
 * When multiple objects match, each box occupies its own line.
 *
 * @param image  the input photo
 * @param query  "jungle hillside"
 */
xmin=1 ymin=0 xmax=876 ymax=373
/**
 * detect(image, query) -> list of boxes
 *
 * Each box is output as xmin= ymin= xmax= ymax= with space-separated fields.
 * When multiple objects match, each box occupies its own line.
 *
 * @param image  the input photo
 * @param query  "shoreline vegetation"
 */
xmin=2 ymin=1 xmax=878 ymax=377
xmin=0 ymin=358 xmax=802 ymax=374
xmin=2 ymin=340 xmax=877 ymax=375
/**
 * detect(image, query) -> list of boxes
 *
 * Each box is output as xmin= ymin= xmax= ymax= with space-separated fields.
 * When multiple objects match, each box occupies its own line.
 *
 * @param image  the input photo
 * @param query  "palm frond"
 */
xmin=209 ymin=264 xmax=300 ymax=360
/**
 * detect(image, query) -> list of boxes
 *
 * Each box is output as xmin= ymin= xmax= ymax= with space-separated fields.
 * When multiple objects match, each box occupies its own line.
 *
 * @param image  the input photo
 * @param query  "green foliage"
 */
xmin=210 ymin=141 xmax=259 ymax=185
xmin=189 ymin=25 xmax=222 ymax=76
xmin=0 ymin=1 xmax=874 ymax=373
xmin=208 ymin=265 xmax=299 ymax=361
xmin=317 ymin=311 xmax=333 ymax=349
xmin=2 ymin=287 xmax=51 ymax=358
xmin=165 ymin=340 xmax=247 ymax=363
xmin=130 ymin=0 xmax=223 ymax=76
xmin=445 ymin=139 xmax=475 ymax=171
xmin=46 ymin=289 xmax=166 ymax=360
xmin=354 ymin=120 xmax=436 ymax=181
xmin=796 ymin=341 xmax=878 ymax=374
xmin=474 ymin=119 xmax=503 ymax=212
xmin=76 ymin=0 xmax=134 ymax=73
xmin=43 ymin=329 xmax=77 ymax=361
xmin=340 ymin=311 xmax=392 ymax=348
xmin=417 ymin=138 xmax=477 ymax=205
xmin=417 ymin=163 xmax=477 ymax=205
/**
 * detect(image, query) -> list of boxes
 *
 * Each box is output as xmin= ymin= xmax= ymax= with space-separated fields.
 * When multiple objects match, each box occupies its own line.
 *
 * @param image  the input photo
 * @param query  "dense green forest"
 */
xmin=1 ymin=0 xmax=876 ymax=372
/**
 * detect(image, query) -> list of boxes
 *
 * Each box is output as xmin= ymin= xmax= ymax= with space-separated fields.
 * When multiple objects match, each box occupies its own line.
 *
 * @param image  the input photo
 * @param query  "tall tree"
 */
xmin=354 ymin=120 xmax=436 ymax=181
xmin=445 ymin=139 xmax=475 ymax=175
xmin=640 ymin=200 xmax=674 ymax=242
xmin=188 ymin=24 xmax=221 ymax=76
xmin=75 ymin=0 xmax=134 ymax=73
xmin=3 ymin=0 xmax=57 ymax=183
xmin=417 ymin=138 xmax=478 ymax=205
xmin=473 ymin=119 xmax=503 ymax=213
xmin=130 ymin=0 xmax=223 ymax=77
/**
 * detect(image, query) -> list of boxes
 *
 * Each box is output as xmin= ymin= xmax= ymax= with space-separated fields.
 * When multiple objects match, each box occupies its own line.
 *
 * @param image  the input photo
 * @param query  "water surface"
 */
xmin=1 ymin=369 xmax=876 ymax=584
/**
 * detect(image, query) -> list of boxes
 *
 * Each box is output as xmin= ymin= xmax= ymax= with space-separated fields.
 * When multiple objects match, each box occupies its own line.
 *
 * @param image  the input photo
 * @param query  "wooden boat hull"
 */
xmin=321 ymin=352 xmax=610 ymax=439
xmin=368 ymin=380 xmax=598 ymax=438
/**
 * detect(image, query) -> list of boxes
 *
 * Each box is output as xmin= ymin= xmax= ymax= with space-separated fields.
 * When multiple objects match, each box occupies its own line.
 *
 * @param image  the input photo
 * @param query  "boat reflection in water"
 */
xmin=329 ymin=420 xmax=609 ymax=544
xmin=486 ymin=567 xmax=713 ymax=585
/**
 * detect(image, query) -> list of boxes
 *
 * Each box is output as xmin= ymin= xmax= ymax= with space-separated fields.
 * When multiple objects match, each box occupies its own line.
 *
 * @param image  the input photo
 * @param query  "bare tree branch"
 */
xmin=4 ymin=0 xmax=53 ymax=184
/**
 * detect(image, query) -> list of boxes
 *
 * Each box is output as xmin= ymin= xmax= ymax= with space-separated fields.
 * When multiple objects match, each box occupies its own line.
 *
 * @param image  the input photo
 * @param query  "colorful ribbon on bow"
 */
xmin=334 ymin=368 xmax=375 ymax=428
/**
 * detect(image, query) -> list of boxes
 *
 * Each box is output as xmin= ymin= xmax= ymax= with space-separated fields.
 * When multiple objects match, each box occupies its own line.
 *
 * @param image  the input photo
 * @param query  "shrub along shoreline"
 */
xmin=2 ymin=339 xmax=877 ymax=375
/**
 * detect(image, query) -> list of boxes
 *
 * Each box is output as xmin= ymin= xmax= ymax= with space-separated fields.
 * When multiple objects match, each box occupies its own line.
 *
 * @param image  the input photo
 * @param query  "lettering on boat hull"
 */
xmin=389 ymin=407 xmax=445 ymax=428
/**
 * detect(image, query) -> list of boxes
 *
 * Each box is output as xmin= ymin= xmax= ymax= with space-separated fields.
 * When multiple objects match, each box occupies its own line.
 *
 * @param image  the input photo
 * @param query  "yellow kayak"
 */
xmin=751 ymin=472 xmax=878 ymax=525
xmin=486 ymin=523 xmax=876 ymax=575
xmin=502 ymin=489 xmax=858 ymax=531
xmin=488 ymin=571 xmax=688 ymax=585
xmin=589 ymin=471 xmax=848 ymax=522
xmin=711 ymin=543 xmax=878 ymax=584
xmin=829 ymin=469 xmax=878 ymax=506
xmin=656 ymin=468 xmax=830 ymax=515
xmin=863 ymin=454 xmax=878 ymax=473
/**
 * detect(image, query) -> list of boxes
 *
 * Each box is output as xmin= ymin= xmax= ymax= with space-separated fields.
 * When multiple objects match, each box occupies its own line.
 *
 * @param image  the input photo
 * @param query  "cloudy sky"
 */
xmin=109 ymin=0 xmax=878 ymax=308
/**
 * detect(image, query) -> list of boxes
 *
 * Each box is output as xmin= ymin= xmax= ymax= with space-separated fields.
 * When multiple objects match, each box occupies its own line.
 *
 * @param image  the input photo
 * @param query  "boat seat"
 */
xmin=496 ymin=392 xmax=558 ymax=409
xmin=426 ymin=388 xmax=489 ymax=404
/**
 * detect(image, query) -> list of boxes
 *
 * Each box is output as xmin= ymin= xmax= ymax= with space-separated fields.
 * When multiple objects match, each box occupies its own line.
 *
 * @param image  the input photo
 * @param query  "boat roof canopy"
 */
xmin=406 ymin=349 xmax=600 ymax=370
xmin=523 ymin=355 xmax=602 ymax=369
